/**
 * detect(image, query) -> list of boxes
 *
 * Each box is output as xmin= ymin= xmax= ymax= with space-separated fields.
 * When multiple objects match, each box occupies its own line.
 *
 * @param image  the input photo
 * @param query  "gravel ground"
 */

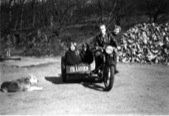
xmin=0 ymin=57 xmax=169 ymax=115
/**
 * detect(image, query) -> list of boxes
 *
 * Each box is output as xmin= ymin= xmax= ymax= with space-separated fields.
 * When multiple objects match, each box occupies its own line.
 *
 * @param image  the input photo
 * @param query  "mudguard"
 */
xmin=107 ymin=56 xmax=116 ymax=66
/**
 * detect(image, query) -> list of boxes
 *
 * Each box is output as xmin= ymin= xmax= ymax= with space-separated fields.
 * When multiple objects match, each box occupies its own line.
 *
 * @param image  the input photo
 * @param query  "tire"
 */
xmin=61 ymin=57 xmax=67 ymax=82
xmin=104 ymin=66 xmax=114 ymax=91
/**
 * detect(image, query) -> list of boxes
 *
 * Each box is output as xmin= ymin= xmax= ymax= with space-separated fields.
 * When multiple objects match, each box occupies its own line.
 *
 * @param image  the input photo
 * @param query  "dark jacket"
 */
xmin=65 ymin=49 xmax=82 ymax=65
xmin=93 ymin=31 xmax=118 ymax=48
xmin=80 ymin=49 xmax=93 ymax=64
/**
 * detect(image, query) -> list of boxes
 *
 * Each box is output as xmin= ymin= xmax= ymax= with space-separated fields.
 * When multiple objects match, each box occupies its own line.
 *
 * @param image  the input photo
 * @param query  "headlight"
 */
xmin=105 ymin=46 xmax=114 ymax=54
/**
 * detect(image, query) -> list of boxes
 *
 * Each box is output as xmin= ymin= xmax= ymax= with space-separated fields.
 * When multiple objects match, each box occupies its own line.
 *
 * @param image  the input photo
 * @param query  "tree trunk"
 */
xmin=31 ymin=0 xmax=36 ymax=28
xmin=32 ymin=14 xmax=36 ymax=28
xmin=14 ymin=10 xmax=19 ymax=29
xmin=149 ymin=14 xmax=152 ymax=23
xmin=8 ymin=0 xmax=13 ymax=32
xmin=50 ymin=16 xmax=54 ymax=28
xmin=9 ymin=0 xmax=12 ymax=23
xmin=98 ymin=0 xmax=104 ymax=22
xmin=20 ymin=0 xmax=25 ymax=29
xmin=153 ymin=13 xmax=158 ymax=23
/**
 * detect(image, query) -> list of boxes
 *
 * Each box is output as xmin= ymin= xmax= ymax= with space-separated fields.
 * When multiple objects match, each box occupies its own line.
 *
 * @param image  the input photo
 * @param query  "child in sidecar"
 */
xmin=65 ymin=42 xmax=82 ymax=66
xmin=80 ymin=43 xmax=93 ymax=64
xmin=65 ymin=42 xmax=93 ymax=66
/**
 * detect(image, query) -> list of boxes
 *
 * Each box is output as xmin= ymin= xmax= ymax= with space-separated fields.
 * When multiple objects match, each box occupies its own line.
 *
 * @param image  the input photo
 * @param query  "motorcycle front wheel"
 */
xmin=104 ymin=66 xmax=114 ymax=91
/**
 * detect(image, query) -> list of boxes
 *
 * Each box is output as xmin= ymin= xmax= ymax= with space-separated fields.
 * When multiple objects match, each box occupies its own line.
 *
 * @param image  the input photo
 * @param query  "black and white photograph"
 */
xmin=0 ymin=0 xmax=169 ymax=115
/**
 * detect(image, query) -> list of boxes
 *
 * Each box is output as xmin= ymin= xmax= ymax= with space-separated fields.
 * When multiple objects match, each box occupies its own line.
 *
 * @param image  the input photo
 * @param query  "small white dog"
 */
xmin=1 ymin=74 xmax=43 ymax=92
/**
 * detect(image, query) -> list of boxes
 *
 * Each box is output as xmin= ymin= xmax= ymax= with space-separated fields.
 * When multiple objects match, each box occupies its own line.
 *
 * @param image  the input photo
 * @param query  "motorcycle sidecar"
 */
xmin=61 ymin=56 xmax=95 ymax=82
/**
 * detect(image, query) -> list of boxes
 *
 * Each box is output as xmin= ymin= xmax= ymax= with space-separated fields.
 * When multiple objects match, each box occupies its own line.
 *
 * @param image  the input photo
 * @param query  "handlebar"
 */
xmin=94 ymin=46 xmax=117 ymax=53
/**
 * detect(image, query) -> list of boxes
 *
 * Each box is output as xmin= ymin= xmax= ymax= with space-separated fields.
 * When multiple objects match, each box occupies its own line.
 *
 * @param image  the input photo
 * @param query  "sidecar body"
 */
xmin=61 ymin=55 xmax=96 ymax=82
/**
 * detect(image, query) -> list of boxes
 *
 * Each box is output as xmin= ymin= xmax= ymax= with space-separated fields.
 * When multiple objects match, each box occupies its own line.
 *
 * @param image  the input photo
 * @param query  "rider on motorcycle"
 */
xmin=93 ymin=24 xmax=119 ymax=74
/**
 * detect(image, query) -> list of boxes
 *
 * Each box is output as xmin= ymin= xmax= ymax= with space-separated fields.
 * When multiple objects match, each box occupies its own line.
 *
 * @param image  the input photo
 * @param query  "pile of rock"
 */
xmin=118 ymin=23 xmax=169 ymax=65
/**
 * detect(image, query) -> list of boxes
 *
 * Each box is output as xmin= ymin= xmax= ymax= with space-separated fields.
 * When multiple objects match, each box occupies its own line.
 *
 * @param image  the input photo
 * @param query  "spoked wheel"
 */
xmin=104 ymin=66 xmax=114 ymax=91
xmin=61 ymin=57 xmax=67 ymax=82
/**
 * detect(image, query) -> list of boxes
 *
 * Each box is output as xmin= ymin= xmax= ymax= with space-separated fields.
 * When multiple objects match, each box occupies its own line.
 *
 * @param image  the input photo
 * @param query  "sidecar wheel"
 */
xmin=62 ymin=70 xmax=67 ymax=82
xmin=61 ymin=57 xmax=67 ymax=82
xmin=104 ymin=66 xmax=114 ymax=91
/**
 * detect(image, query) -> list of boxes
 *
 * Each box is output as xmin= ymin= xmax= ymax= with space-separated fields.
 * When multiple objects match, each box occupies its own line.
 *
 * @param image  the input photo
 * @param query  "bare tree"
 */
xmin=46 ymin=0 xmax=79 ymax=35
xmin=95 ymin=0 xmax=136 ymax=28
xmin=19 ymin=0 xmax=25 ymax=29
xmin=31 ymin=0 xmax=38 ymax=28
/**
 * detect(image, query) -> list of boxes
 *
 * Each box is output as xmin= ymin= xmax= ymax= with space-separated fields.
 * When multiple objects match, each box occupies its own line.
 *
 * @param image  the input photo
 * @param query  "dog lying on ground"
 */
xmin=0 ymin=74 xmax=43 ymax=92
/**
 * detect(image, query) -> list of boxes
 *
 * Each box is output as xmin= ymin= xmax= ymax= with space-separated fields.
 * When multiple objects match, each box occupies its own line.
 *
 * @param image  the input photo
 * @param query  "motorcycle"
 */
xmin=61 ymin=45 xmax=116 ymax=91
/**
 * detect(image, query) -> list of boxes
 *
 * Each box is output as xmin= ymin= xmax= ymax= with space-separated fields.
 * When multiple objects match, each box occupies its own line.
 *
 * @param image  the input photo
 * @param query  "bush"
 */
xmin=23 ymin=28 xmax=64 ymax=56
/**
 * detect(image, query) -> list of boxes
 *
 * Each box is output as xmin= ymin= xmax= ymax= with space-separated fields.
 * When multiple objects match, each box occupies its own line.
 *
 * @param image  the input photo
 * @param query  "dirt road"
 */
xmin=0 ymin=57 xmax=169 ymax=115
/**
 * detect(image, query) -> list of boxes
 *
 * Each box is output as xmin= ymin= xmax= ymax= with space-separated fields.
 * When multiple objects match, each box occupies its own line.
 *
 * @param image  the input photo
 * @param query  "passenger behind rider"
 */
xmin=65 ymin=42 xmax=82 ymax=65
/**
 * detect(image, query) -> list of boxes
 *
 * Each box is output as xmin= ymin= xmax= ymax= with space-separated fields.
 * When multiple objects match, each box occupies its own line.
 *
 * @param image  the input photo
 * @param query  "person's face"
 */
xmin=70 ymin=43 xmax=75 ymax=51
xmin=100 ymin=25 xmax=106 ymax=35
xmin=114 ymin=28 xmax=120 ymax=34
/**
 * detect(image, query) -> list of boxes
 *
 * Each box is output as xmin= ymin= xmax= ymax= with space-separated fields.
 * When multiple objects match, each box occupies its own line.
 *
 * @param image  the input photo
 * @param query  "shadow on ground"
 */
xmin=45 ymin=74 xmax=105 ymax=91
xmin=82 ymin=82 xmax=105 ymax=91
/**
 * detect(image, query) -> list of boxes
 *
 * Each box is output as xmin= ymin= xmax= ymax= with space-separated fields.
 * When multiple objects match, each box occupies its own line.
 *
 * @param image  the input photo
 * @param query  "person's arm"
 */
xmin=89 ymin=35 xmax=100 ymax=50
xmin=94 ymin=36 xmax=99 ymax=47
xmin=65 ymin=51 xmax=70 ymax=64
xmin=109 ymin=33 xmax=118 ymax=48
xmin=65 ymin=50 xmax=75 ymax=65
